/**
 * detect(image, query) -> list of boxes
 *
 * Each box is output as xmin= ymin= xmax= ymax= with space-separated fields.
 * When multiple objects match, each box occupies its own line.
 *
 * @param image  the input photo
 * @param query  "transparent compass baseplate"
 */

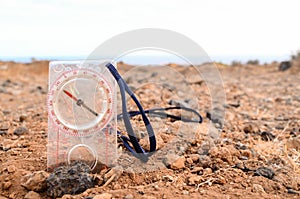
xmin=47 ymin=60 xmax=117 ymax=172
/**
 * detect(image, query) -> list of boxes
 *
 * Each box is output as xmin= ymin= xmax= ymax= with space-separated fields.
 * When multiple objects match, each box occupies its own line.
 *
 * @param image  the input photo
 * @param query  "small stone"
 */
xmin=7 ymin=165 xmax=16 ymax=173
xmin=2 ymin=181 xmax=12 ymax=190
xmin=13 ymin=126 xmax=29 ymax=135
xmin=162 ymin=175 xmax=174 ymax=182
xmin=22 ymin=171 xmax=49 ymax=192
xmin=0 ymin=130 xmax=7 ymax=135
xmin=0 ymin=122 xmax=10 ymax=131
xmin=61 ymin=194 xmax=73 ymax=199
xmin=252 ymin=184 xmax=266 ymax=194
xmin=182 ymin=190 xmax=189 ymax=195
xmin=240 ymin=150 xmax=252 ymax=158
xmin=186 ymin=158 xmax=193 ymax=164
xmin=124 ymin=194 xmax=134 ymax=199
xmin=153 ymin=185 xmax=160 ymax=191
xmin=189 ymin=154 xmax=200 ymax=162
xmin=279 ymin=61 xmax=291 ymax=71
xmin=243 ymin=123 xmax=258 ymax=134
xmin=191 ymin=166 xmax=203 ymax=173
xmin=203 ymin=168 xmax=212 ymax=175
xmin=287 ymin=189 xmax=299 ymax=195
xmin=254 ymin=167 xmax=275 ymax=179
xmin=188 ymin=175 xmax=202 ymax=185
xmin=24 ymin=191 xmax=41 ymax=199
xmin=170 ymin=156 xmax=186 ymax=170
xmin=259 ymin=131 xmax=275 ymax=141
xmin=94 ymin=193 xmax=112 ymax=199
xmin=215 ymin=176 xmax=226 ymax=185
xmin=19 ymin=115 xmax=28 ymax=122
xmin=0 ymin=196 xmax=8 ymax=199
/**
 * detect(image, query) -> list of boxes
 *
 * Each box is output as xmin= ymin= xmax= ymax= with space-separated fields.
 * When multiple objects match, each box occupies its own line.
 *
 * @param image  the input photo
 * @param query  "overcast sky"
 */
xmin=0 ymin=0 xmax=300 ymax=62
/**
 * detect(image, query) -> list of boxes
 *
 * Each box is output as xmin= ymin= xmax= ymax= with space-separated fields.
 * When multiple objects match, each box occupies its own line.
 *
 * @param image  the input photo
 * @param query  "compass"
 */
xmin=47 ymin=61 xmax=117 ymax=171
xmin=48 ymin=68 xmax=113 ymax=136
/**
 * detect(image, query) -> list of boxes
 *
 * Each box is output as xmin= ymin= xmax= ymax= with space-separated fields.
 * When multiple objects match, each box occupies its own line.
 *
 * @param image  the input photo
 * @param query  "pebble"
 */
xmin=162 ymin=175 xmax=174 ymax=182
xmin=189 ymin=154 xmax=200 ymax=162
xmin=188 ymin=175 xmax=202 ymax=185
xmin=24 ymin=191 xmax=41 ymax=199
xmin=7 ymin=165 xmax=16 ymax=173
xmin=170 ymin=156 xmax=186 ymax=170
xmin=13 ymin=126 xmax=29 ymax=135
xmin=22 ymin=171 xmax=49 ymax=191
xmin=243 ymin=123 xmax=259 ymax=134
xmin=19 ymin=114 xmax=28 ymax=122
xmin=124 ymin=194 xmax=134 ymax=199
xmin=259 ymin=131 xmax=275 ymax=141
xmin=203 ymin=168 xmax=212 ymax=175
xmin=254 ymin=167 xmax=275 ymax=179
xmin=191 ymin=166 xmax=203 ymax=173
xmin=0 ymin=130 xmax=7 ymax=135
xmin=0 ymin=122 xmax=10 ymax=131
xmin=287 ymin=189 xmax=299 ymax=195
xmin=2 ymin=181 xmax=12 ymax=190
xmin=0 ymin=196 xmax=8 ymax=199
xmin=186 ymin=158 xmax=193 ymax=164
xmin=94 ymin=193 xmax=112 ymax=199
xmin=61 ymin=194 xmax=73 ymax=199
xmin=252 ymin=184 xmax=266 ymax=194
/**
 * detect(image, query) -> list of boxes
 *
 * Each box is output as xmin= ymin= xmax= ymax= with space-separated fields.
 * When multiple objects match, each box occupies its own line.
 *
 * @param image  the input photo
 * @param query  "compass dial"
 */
xmin=48 ymin=68 xmax=113 ymax=136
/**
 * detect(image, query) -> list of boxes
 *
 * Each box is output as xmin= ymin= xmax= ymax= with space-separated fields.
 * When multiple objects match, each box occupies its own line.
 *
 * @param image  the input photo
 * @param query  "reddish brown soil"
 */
xmin=0 ymin=61 xmax=299 ymax=199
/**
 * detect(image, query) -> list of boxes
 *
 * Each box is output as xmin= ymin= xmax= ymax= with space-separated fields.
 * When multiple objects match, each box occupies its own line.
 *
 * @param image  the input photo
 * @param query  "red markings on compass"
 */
xmin=55 ymin=119 xmax=60 ymax=125
xmin=55 ymin=81 xmax=61 ymax=86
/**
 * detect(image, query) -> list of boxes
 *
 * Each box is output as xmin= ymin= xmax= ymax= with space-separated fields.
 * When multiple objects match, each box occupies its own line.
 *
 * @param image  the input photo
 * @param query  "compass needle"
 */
xmin=63 ymin=89 xmax=78 ymax=101
xmin=82 ymin=103 xmax=99 ymax=117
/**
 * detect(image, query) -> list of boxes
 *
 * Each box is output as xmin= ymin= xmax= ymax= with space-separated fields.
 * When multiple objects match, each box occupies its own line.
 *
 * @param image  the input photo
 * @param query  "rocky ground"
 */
xmin=0 ymin=60 xmax=299 ymax=199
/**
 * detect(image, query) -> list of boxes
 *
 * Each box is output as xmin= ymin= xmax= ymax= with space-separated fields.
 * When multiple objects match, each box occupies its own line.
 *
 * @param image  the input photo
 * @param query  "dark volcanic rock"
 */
xmin=254 ymin=167 xmax=275 ymax=179
xmin=279 ymin=61 xmax=292 ymax=71
xmin=13 ymin=126 xmax=29 ymax=135
xmin=47 ymin=162 xmax=94 ymax=198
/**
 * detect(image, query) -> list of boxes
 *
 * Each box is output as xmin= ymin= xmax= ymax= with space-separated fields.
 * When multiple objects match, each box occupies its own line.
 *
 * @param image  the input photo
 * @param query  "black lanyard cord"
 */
xmin=105 ymin=63 xmax=202 ymax=162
